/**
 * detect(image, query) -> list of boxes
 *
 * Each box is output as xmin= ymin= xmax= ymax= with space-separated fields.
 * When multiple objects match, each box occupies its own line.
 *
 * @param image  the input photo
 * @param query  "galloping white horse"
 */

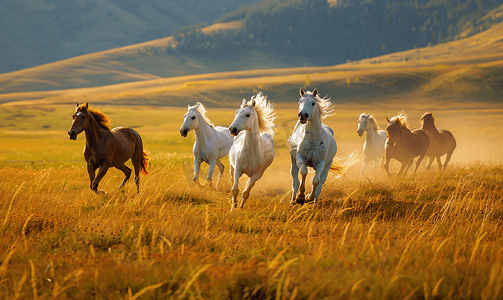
xmin=228 ymin=92 xmax=276 ymax=211
xmin=179 ymin=102 xmax=233 ymax=189
xmin=357 ymin=113 xmax=387 ymax=175
xmin=289 ymin=88 xmax=355 ymax=208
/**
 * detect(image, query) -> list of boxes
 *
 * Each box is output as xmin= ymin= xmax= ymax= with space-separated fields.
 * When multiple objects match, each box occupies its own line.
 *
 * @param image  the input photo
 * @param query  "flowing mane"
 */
xmin=301 ymin=91 xmax=335 ymax=119
xmin=388 ymin=112 xmax=408 ymax=128
xmin=76 ymin=103 xmax=111 ymax=131
xmin=368 ymin=115 xmax=379 ymax=131
xmin=189 ymin=102 xmax=214 ymax=127
xmin=242 ymin=92 xmax=277 ymax=136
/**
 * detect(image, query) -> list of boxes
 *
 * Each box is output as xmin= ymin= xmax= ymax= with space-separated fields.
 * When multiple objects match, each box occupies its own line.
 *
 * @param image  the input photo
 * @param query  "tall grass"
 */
xmin=1 ymin=105 xmax=503 ymax=298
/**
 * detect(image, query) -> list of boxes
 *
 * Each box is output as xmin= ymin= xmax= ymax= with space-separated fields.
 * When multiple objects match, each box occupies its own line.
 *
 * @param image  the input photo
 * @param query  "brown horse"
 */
xmin=420 ymin=112 xmax=456 ymax=171
xmin=384 ymin=113 xmax=430 ymax=177
xmin=67 ymin=103 xmax=149 ymax=194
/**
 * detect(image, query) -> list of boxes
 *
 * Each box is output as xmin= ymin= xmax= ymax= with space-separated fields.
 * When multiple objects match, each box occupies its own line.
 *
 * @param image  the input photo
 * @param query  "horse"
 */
xmin=420 ymin=112 xmax=457 ymax=171
xmin=357 ymin=113 xmax=387 ymax=175
xmin=289 ymin=88 xmax=356 ymax=208
xmin=179 ymin=102 xmax=233 ymax=189
xmin=228 ymin=92 xmax=276 ymax=211
xmin=67 ymin=103 xmax=149 ymax=194
xmin=384 ymin=112 xmax=430 ymax=177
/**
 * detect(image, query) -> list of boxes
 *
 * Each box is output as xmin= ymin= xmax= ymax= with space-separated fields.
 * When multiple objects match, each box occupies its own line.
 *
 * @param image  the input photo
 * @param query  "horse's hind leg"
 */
xmin=116 ymin=163 xmax=132 ymax=191
xmin=436 ymin=156 xmax=443 ymax=171
xmin=443 ymin=149 xmax=454 ymax=171
xmin=311 ymin=165 xmax=331 ymax=209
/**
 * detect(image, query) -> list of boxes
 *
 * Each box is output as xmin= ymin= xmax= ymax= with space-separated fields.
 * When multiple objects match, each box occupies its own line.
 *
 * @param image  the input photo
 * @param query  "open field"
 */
xmin=1 ymin=104 xmax=503 ymax=298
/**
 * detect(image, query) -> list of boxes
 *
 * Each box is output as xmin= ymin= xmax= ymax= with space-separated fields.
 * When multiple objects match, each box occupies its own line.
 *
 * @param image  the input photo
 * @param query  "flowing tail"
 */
xmin=140 ymin=149 xmax=149 ymax=175
xmin=329 ymin=151 xmax=360 ymax=178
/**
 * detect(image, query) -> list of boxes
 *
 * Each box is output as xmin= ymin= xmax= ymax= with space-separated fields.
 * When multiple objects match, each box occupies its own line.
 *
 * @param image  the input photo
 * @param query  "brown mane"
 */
xmin=86 ymin=105 xmax=111 ymax=131
xmin=388 ymin=112 xmax=408 ymax=128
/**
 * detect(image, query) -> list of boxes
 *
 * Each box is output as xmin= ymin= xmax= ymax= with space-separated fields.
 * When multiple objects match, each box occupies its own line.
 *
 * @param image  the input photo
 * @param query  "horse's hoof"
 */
xmin=95 ymin=190 xmax=108 ymax=195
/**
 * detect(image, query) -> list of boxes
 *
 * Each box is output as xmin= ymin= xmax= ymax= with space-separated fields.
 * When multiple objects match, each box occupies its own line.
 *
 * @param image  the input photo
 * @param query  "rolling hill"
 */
xmin=0 ymin=0 xmax=263 ymax=74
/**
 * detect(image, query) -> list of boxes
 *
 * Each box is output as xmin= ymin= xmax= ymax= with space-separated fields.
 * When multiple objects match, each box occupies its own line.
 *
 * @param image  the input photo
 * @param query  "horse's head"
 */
xmin=357 ymin=113 xmax=371 ymax=137
xmin=68 ymin=103 xmax=91 ymax=140
xmin=385 ymin=117 xmax=403 ymax=148
xmin=420 ymin=112 xmax=435 ymax=129
xmin=298 ymin=88 xmax=319 ymax=124
xmin=180 ymin=104 xmax=201 ymax=137
xmin=228 ymin=98 xmax=257 ymax=136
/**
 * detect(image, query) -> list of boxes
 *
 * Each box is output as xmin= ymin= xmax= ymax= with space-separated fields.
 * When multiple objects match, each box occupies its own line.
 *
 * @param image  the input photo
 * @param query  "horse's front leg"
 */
xmin=425 ymin=156 xmax=434 ymax=170
xmin=296 ymin=153 xmax=308 ymax=204
xmin=290 ymin=153 xmax=300 ymax=205
xmin=87 ymin=161 xmax=97 ymax=192
xmin=206 ymin=159 xmax=217 ymax=189
xmin=215 ymin=159 xmax=225 ymax=189
xmin=312 ymin=165 xmax=331 ymax=209
xmin=384 ymin=152 xmax=392 ymax=176
xmin=240 ymin=173 xmax=260 ymax=209
xmin=413 ymin=153 xmax=427 ymax=174
xmin=92 ymin=163 xmax=110 ymax=194
xmin=231 ymin=168 xmax=241 ymax=212
xmin=308 ymin=160 xmax=326 ymax=203
xmin=193 ymin=156 xmax=202 ymax=187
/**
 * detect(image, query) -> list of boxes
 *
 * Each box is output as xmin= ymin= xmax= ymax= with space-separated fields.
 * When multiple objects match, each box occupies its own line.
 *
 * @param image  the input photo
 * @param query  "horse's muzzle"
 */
xmin=68 ymin=131 xmax=77 ymax=140
xmin=357 ymin=130 xmax=363 ymax=137
xmin=229 ymin=127 xmax=239 ymax=136
xmin=180 ymin=128 xmax=188 ymax=137
xmin=298 ymin=112 xmax=308 ymax=124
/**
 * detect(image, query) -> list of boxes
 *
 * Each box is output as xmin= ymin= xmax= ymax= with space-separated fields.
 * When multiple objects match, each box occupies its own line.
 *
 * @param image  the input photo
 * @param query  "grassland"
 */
xmin=1 ymin=104 xmax=503 ymax=299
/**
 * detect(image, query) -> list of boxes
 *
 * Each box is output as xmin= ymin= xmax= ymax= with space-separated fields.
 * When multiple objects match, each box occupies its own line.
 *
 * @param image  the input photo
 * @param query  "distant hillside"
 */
xmin=0 ymin=0 xmax=262 ymax=73
xmin=173 ymin=0 xmax=503 ymax=66
xmin=1 ymin=21 xmax=502 ymax=108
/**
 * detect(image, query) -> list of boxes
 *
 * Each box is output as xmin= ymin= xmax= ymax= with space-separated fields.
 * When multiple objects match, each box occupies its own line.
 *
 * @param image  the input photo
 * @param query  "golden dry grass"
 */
xmin=1 ymin=104 xmax=503 ymax=298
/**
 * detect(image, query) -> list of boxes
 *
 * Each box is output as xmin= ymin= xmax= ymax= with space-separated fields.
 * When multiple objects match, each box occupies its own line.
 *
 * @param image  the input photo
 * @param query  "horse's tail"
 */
xmin=132 ymin=129 xmax=149 ymax=175
xmin=140 ymin=149 xmax=150 ymax=175
xmin=329 ymin=151 xmax=360 ymax=177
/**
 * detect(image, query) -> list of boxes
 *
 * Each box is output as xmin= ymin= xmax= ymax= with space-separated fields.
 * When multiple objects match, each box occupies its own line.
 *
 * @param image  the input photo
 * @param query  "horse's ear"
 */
xmin=194 ymin=103 xmax=200 ymax=110
xmin=300 ymin=87 xmax=305 ymax=97
xmin=242 ymin=98 xmax=247 ymax=106
xmin=188 ymin=104 xmax=191 ymax=109
xmin=386 ymin=117 xmax=390 ymax=123
xmin=313 ymin=88 xmax=318 ymax=97
xmin=75 ymin=103 xmax=79 ymax=108
xmin=84 ymin=102 xmax=89 ymax=109
xmin=366 ymin=114 xmax=371 ymax=118
xmin=251 ymin=99 xmax=256 ymax=107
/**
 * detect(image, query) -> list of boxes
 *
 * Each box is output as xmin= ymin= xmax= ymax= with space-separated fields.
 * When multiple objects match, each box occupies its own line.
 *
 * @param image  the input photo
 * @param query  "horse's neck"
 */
xmin=243 ymin=123 xmax=263 ymax=156
xmin=365 ymin=124 xmax=379 ymax=142
xmin=85 ymin=118 xmax=108 ymax=149
xmin=305 ymin=112 xmax=324 ymax=141
xmin=422 ymin=123 xmax=439 ymax=135
xmin=194 ymin=116 xmax=215 ymax=147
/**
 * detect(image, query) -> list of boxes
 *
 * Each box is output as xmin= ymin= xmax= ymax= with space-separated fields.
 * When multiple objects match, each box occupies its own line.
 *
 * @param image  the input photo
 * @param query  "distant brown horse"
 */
xmin=420 ymin=112 xmax=456 ymax=171
xmin=384 ymin=113 xmax=430 ymax=177
xmin=68 ymin=103 xmax=149 ymax=194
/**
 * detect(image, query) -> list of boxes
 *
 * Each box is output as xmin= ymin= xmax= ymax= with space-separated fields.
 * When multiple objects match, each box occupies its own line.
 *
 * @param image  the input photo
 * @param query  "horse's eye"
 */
xmin=246 ymin=114 xmax=250 ymax=117
xmin=191 ymin=116 xmax=196 ymax=120
xmin=312 ymin=102 xmax=315 ymax=106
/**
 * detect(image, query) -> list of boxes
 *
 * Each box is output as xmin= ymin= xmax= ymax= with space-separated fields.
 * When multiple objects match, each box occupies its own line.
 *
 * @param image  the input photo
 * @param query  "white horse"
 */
xmin=228 ymin=92 xmax=276 ymax=211
xmin=289 ymin=88 xmax=355 ymax=208
xmin=357 ymin=113 xmax=387 ymax=175
xmin=179 ymin=102 xmax=233 ymax=189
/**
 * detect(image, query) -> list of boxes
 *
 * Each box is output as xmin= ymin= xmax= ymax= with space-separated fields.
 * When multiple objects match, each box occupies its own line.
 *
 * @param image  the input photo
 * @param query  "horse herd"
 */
xmin=67 ymin=88 xmax=456 ymax=210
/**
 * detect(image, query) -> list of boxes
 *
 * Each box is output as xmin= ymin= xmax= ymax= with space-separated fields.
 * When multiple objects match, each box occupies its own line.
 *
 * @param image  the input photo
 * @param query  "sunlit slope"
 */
xmin=0 ymin=21 xmax=502 ymax=106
